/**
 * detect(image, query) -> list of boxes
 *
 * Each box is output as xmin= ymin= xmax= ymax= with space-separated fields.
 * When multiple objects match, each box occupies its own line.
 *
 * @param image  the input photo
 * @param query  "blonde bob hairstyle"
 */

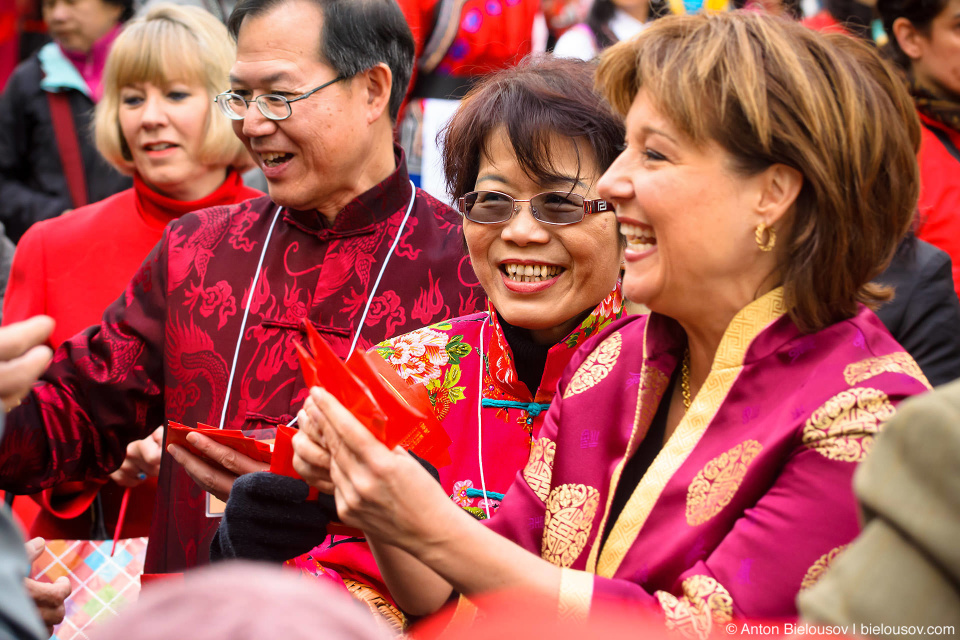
xmin=596 ymin=12 xmax=920 ymax=334
xmin=94 ymin=3 xmax=248 ymax=174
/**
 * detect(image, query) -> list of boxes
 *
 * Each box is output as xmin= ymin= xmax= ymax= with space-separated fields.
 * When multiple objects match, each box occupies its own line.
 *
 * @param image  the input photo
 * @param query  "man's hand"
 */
xmin=109 ymin=425 xmax=164 ymax=487
xmin=0 ymin=316 xmax=54 ymax=409
xmin=24 ymin=537 xmax=71 ymax=636
xmin=167 ymin=432 xmax=269 ymax=502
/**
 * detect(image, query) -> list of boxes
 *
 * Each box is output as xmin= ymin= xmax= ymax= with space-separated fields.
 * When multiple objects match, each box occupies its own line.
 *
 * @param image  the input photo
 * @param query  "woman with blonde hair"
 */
xmin=294 ymin=11 xmax=930 ymax=632
xmin=3 ymin=3 xmax=260 ymax=541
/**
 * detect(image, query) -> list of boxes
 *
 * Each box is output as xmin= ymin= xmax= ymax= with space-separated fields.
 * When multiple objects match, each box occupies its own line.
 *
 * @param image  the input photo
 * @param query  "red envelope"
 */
xmin=167 ymin=422 xmax=272 ymax=464
xmin=347 ymin=350 xmax=452 ymax=469
xmin=294 ymin=320 xmax=452 ymax=469
xmin=300 ymin=321 xmax=387 ymax=438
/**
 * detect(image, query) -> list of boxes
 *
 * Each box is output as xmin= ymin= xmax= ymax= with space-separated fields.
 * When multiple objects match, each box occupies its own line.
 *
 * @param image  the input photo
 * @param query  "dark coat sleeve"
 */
xmin=0 ymin=59 xmax=73 ymax=241
xmin=874 ymin=239 xmax=960 ymax=388
xmin=0 ymin=57 xmax=130 ymax=242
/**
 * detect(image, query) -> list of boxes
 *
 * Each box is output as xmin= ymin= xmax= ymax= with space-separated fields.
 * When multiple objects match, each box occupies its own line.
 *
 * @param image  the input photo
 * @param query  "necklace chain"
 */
xmin=681 ymin=349 xmax=692 ymax=411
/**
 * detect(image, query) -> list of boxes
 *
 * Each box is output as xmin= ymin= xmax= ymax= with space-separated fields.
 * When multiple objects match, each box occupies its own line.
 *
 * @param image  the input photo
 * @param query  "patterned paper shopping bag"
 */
xmin=30 ymin=537 xmax=148 ymax=640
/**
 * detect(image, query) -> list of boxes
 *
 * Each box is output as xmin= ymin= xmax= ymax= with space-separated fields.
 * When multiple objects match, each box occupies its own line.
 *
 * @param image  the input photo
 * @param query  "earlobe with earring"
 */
xmin=755 ymin=222 xmax=776 ymax=252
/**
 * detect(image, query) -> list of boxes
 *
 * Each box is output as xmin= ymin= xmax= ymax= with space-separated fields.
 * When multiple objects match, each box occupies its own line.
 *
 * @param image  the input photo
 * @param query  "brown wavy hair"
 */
xmin=597 ymin=12 xmax=920 ymax=333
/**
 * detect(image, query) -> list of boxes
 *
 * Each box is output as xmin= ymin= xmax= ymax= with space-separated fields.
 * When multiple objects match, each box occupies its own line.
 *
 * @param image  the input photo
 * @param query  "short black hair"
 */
xmin=228 ymin=0 xmax=414 ymax=121
xmin=442 ymin=55 xmax=625 ymax=202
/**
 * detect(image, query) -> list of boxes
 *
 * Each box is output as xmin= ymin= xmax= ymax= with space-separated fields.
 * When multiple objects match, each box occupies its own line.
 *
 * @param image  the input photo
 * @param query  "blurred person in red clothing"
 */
xmin=396 ymin=0 xmax=541 ymax=201
xmin=878 ymin=0 xmax=960 ymax=299
xmin=0 ymin=0 xmax=133 ymax=242
xmin=2 ymin=3 xmax=261 ymax=542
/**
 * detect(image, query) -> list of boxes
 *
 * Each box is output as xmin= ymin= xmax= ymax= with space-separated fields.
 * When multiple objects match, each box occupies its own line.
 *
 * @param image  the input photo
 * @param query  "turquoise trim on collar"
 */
xmin=38 ymin=42 xmax=91 ymax=97
xmin=480 ymin=398 xmax=551 ymax=417
xmin=465 ymin=488 xmax=505 ymax=501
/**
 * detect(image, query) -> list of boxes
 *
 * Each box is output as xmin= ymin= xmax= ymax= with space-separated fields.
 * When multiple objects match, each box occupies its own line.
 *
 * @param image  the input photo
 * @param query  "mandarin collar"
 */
xmin=282 ymin=144 xmax=415 ymax=237
xmin=486 ymin=284 xmax=625 ymax=402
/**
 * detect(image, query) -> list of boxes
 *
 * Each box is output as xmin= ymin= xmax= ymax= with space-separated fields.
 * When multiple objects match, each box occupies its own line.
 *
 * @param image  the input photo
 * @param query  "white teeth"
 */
xmin=145 ymin=143 xmax=175 ymax=151
xmin=501 ymin=263 xmax=562 ymax=282
xmin=619 ymin=223 xmax=657 ymax=249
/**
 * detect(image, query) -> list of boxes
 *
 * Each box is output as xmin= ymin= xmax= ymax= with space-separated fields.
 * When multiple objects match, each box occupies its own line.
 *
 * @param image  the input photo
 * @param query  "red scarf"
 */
xmin=134 ymin=169 xmax=250 ymax=228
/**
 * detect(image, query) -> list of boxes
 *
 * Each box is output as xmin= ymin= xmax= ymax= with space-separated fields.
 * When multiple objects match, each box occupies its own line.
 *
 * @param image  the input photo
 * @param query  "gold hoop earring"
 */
xmin=755 ymin=223 xmax=776 ymax=252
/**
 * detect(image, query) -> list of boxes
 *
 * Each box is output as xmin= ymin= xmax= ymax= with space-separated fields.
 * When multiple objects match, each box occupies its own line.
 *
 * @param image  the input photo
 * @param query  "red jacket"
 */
xmin=3 ymin=170 xmax=261 ymax=539
xmin=915 ymin=113 xmax=960 ymax=299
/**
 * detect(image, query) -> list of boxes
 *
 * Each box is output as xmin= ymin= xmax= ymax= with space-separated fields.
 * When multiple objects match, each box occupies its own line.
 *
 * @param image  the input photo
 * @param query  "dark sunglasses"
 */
xmin=457 ymin=190 xmax=614 ymax=226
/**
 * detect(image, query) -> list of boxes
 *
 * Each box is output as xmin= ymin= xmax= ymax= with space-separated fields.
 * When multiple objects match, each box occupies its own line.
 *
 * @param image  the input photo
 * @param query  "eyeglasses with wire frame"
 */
xmin=457 ymin=190 xmax=614 ymax=226
xmin=214 ymin=75 xmax=346 ymax=121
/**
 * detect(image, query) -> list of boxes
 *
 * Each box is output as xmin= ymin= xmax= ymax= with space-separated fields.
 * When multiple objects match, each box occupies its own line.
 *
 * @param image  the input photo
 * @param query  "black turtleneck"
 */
xmin=497 ymin=316 xmax=553 ymax=397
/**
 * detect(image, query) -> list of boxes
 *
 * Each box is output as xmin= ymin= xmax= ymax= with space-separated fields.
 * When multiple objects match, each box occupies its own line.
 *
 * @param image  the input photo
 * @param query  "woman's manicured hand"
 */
xmin=292 ymin=389 xmax=334 ymax=493
xmin=310 ymin=387 xmax=455 ymax=551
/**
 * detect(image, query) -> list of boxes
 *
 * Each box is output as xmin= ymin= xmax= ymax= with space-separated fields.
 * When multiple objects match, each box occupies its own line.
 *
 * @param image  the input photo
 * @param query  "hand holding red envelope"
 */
xmin=297 ymin=320 xmax=452 ymax=469
xmin=166 ymin=321 xmax=451 ymax=522
xmin=166 ymin=422 xmax=274 ymax=464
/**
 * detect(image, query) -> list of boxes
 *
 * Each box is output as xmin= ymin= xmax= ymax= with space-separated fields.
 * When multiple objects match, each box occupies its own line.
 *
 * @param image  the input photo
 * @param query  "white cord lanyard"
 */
xmin=217 ymin=182 xmax=418 ymax=432
xmin=476 ymin=315 xmax=491 ymax=519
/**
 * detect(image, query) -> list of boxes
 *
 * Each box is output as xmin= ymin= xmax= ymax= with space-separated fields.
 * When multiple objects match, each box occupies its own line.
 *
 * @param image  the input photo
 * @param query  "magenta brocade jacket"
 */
xmin=0 ymin=154 xmax=485 ymax=573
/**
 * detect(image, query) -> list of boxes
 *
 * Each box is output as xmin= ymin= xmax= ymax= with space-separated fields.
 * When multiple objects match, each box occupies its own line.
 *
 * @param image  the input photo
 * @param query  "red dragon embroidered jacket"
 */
xmin=0 ymin=154 xmax=485 ymax=573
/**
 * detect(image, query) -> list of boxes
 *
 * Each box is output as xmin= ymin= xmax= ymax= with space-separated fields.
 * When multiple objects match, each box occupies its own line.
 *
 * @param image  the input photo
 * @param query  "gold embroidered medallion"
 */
xmin=656 ymin=575 xmax=734 ymax=640
xmin=802 ymin=387 xmax=895 ymax=462
xmin=562 ymin=332 xmax=623 ymax=399
xmin=542 ymin=484 xmax=600 ymax=568
xmin=800 ymin=545 xmax=848 ymax=590
xmin=522 ymin=436 xmax=556 ymax=503
xmin=595 ymin=289 xmax=789 ymax=578
xmin=844 ymin=352 xmax=931 ymax=390
xmin=686 ymin=440 xmax=763 ymax=526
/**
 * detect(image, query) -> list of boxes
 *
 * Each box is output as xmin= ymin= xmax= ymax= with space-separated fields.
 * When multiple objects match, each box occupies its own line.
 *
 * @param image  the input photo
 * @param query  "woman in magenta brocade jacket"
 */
xmin=3 ymin=4 xmax=260 ymax=541
xmin=294 ymin=13 xmax=930 ymax=634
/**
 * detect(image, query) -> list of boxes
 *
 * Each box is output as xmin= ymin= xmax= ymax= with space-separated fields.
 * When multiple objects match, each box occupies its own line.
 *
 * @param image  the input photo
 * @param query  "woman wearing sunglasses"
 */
xmin=292 ymin=13 xmax=930 ymax=631
xmin=214 ymin=55 xmax=625 ymax=628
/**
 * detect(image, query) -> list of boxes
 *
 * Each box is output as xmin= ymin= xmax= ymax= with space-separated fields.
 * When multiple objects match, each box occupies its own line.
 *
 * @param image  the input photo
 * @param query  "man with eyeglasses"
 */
xmin=0 ymin=0 xmax=483 ymax=577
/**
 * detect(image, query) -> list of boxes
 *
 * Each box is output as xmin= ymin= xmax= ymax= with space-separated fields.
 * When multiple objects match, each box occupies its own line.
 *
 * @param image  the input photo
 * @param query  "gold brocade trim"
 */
xmin=685 ymin=440 xmax=763 ymax=526
xmin=562 ymin=332 xmax=623 ymax=399
xmin=844 ymin=352 xmax=931 ymax=390
xmin=597 ymin=288 xmax=787 ymax=578
xmin=542 ymin=484 xmax=601 ymax=568
xmin=558 ymin=568 xmax=594 ymax=622
xmin=585 ymin=337 xmax=668 ymax=573
xmin=523 ymin=436 xmax=556 ymax=503
xmin=342 ymin=579 xmax=406 ymax=634
xmin=656 ymin=575 xmax=734 ymax=640
xmin=802 ymin=387 xmax=895 ymax=462
xmin=800 ymin=545 xmax=849 ymax=590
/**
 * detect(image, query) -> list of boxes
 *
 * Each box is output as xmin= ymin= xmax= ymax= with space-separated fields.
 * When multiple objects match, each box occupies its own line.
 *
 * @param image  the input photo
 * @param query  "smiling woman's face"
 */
xmin=119 ymin=79 xmax=226 ymax=201
xmin=597 ymin=89 xmax=773 ymax=320
xmin=462 ymin=128 xmax=622 ymax=345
